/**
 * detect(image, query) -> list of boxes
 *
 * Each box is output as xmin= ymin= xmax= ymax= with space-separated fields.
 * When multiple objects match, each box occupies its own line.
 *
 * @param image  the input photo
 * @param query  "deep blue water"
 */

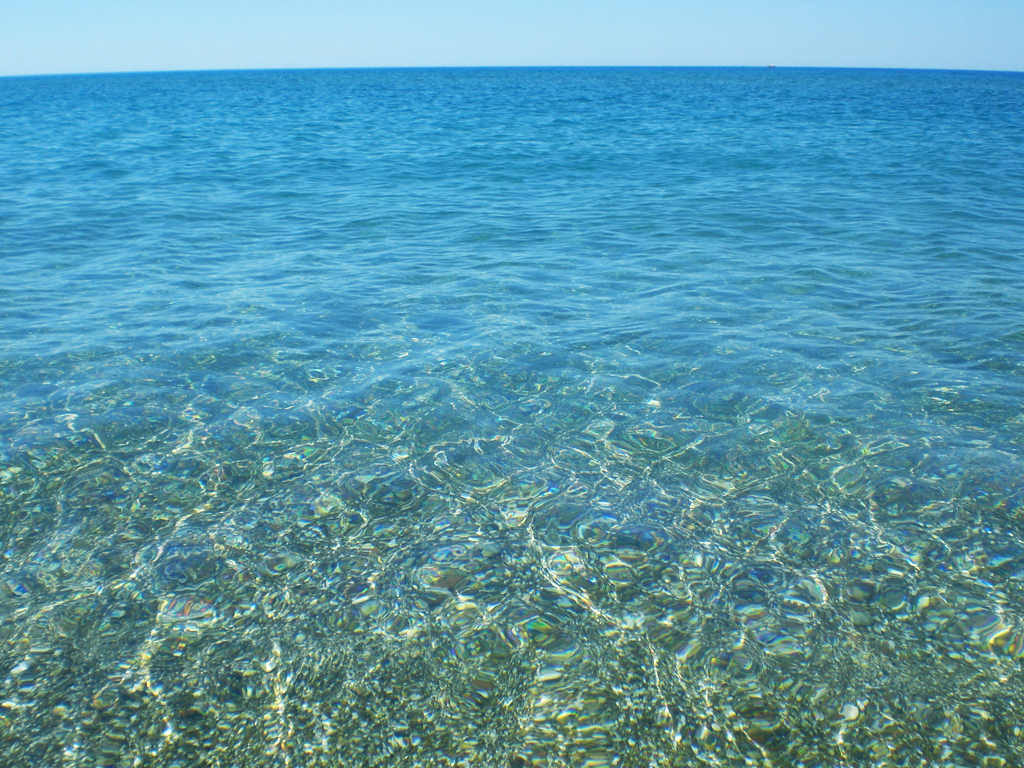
xmin=1 ymin=67 xmax=1024 ymax=766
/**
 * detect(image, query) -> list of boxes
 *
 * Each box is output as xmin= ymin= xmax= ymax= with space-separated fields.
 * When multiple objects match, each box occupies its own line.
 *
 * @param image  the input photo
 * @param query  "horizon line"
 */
xmin=3 ymin=63 xmax=1024 ymax=81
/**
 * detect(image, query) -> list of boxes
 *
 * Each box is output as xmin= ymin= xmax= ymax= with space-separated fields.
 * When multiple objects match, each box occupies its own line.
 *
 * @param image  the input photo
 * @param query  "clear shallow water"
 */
xmin=1 ymin=66 xmax=1024 ymax=766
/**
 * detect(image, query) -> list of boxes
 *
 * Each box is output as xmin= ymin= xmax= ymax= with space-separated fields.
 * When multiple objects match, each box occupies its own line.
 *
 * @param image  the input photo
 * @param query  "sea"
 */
xmin=1 ymin=67 xmax=1023 ymax=767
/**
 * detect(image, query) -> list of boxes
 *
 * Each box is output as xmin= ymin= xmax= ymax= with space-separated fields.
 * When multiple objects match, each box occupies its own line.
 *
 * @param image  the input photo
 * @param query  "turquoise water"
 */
xmin=1 ymin=67 xmax=1024 ymax=766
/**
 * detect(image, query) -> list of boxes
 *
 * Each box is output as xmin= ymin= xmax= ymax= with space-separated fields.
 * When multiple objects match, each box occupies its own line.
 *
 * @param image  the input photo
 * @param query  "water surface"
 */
xmin=2 ymin=67 xmax=1024 ymax=766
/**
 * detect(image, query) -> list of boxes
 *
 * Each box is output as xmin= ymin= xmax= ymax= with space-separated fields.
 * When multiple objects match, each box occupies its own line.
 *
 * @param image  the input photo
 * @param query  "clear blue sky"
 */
xmin=2 ymin=0 xmax=1022 ymax=77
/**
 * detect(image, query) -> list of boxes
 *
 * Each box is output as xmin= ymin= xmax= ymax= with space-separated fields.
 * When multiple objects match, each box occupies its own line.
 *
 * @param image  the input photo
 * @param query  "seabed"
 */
xmin=2 ymin=344 xmax=1022 ymax=766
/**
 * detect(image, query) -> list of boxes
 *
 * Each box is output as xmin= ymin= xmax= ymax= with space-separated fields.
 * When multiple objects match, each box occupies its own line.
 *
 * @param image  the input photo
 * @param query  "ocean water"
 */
xmin=1 ymin=66 xmax=1023 ymax=766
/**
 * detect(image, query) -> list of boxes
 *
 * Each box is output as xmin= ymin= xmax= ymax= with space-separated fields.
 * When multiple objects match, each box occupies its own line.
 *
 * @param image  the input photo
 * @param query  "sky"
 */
xmin=2 ymin=0 xmax=1022 ymax=77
